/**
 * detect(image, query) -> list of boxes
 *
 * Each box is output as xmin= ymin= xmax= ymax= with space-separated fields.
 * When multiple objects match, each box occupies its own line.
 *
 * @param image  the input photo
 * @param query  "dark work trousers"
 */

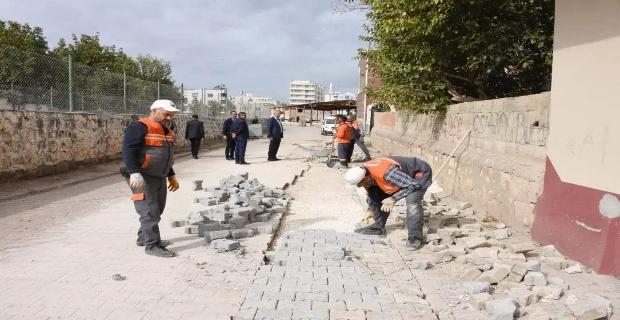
xmin=355 ymin=139 xmax=372 ymax=160
xmin=367 ymin=186 xmax=426 ymax=241
xmin=129 ymin=174 xmax=167 ymax=249
xmin=268 ymin=137 xmax=282 ymax=159
xmin=337 ymin=142 xmax=350 ymax=167
xmin=235 ymin=138 xmax=248 ymax=163
xmin=347 ymin=139 xmax=356 ymax=163
xmin=225 ymin=135 xmax=236 ymax=158
xmin=190 ymin=138 xmax=201 ymax=157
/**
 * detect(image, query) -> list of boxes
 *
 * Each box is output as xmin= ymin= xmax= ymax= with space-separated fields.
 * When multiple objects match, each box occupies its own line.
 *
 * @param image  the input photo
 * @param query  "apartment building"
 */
xmin=184 ymin=85 xmax=228 ymax=105
xmin=289 ymin=80 xmax=325 ymax=105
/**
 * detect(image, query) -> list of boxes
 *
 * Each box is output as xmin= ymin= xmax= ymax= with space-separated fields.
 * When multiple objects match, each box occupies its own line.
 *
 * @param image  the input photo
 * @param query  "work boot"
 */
xmin=357 ymin=227 xmax=385 ymax=236
xmin=137 ymin=238 xmax=170 ymax=247
xmin=145 ymin=246 xmax=176 ymax=258
xmin=406 ymin=239 xmax=423 ymax=251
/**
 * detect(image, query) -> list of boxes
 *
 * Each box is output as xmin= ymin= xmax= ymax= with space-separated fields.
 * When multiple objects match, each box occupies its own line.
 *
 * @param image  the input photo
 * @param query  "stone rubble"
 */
xmin=170 ymin=173 xmax=291 ymax=253
xmin=412 ymin=197 xmax=617 ymax=320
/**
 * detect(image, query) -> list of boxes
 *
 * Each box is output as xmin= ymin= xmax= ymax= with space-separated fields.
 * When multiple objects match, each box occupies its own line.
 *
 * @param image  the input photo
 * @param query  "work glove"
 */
xmin=129 ymin=173 xmax=145 ymax=189
xmin=362 ymin=209 xmax=374 ymax=224
xmin=168 ymin=176 xmax=180 ymax=192
xmin=381 ymin=197 xmax=397 ymax=213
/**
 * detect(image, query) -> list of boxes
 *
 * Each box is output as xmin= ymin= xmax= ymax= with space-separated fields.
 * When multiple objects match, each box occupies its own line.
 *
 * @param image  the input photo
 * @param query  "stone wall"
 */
xmin=369 ymin=92 xmax=550 ymax=227
xmin=0 ymin=110 xmax=267 ymax=182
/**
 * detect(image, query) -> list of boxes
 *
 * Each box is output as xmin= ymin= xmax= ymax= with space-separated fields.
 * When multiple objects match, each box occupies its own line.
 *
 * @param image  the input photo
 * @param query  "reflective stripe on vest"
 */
xmin=139 ymin=118 xmax=174 ymax=146
xmin=363 ymin=157 xmax=402 ymax=194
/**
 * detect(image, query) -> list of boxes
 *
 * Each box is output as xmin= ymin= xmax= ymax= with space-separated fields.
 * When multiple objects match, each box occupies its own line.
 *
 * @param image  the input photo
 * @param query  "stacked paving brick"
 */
xmin=170 ymin=173 xmax=291 ymax=253
xmin=404 ymin=198 xmax=616 ymax=320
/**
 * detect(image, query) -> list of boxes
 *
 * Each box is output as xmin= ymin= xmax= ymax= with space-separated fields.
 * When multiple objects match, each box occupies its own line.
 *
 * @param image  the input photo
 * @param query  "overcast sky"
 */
xmin=0 ymin=0 xmax=367 ymax=102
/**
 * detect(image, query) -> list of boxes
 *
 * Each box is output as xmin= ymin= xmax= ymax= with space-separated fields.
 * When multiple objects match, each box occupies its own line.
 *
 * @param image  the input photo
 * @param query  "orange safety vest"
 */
xmin=138 ymin=118 xmax=174 ymax=169
xmin=363 ymin=157 xmax=403 ymax=194
xmin=139 ymin=118 xmax=175 ymax=146
xmin=336 ymin=122 xmax=351 ymax=143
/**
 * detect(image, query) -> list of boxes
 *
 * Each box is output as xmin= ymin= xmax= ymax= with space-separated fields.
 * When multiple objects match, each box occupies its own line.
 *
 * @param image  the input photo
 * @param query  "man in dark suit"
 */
xmin=222 ymin=111 xmax=238 ymax=160
xmin=266 ymin=109 xmax=284 ymax=161
xmin=185 ymin=114 xmax=205 ymax=159
xmin=231 ymin=112 xmax=250 ymax=165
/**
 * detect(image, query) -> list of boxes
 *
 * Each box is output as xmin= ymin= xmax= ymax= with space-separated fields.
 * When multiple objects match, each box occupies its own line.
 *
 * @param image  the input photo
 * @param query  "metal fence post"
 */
xmin=157 ymin=79 xmax=160 ymax=99
xmin=68 ymin=55 xmax=73 ymax=112
xmin=123 ymin=70 xmax=127 ymax=113
xmin=181 ymin=83 xmax=184 ymax=112
xmin=50 ymin=86 xmax=53 ymax=109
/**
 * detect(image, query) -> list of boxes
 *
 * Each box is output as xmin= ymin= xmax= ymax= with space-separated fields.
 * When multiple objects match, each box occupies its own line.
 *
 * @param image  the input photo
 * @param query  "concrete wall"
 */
xmin=532 ymin=0 xmax=620 ymax=277
xmin=0 ymin=110 xmax=268 ymax=182
xmin=369 ymin=92 xmax=550 ymax=227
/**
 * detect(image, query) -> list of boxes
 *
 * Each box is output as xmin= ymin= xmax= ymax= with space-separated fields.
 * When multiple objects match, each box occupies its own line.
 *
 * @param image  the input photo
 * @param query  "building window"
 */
xmin=207 ymin=93 xmax=214 ymax=98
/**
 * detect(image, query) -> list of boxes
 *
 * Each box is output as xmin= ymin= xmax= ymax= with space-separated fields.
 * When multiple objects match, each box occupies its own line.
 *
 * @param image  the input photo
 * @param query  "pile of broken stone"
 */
xmin=406 ymin=198 xmax=615 ymax=320
xmin=170 ymin=173 xmax=291 ymax=253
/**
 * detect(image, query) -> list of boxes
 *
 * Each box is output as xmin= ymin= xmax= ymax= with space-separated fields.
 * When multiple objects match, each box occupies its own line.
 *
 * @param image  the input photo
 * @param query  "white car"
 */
xmin=320 ymin=116 xmax=337 ymax=135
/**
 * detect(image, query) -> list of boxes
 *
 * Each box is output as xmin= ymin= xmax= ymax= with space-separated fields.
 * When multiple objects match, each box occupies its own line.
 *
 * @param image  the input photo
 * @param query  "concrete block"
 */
xmin=510 ymin=242 xmax=536 ymax=254
xmin=512 ymin=260 xmax=541 ymax=276
xmin=544 ymin=257 xmax=569 ymax=270
xmin=508 ymin=287 xmax=539 ymax=307
xmin=229 ymin=216 xmax=248 ymax=229
xmin=460 ymin=267 xmax=482 ymax=282
xmin=170 ymin=220 xmax=187 ymax=228
xmin=187 ymin=211 xmax=205 ymax=225
xmin=547 ymin=277 xmax=569 ymax=290
xmin=411 ymin=260 xmax=432 ymax=270
xmin=498 ymin=252 xmax=526 ymax=266
xmin=567 ymin=300 xmax=608 ymax=320
xmin=231 ymin=228 xmax=254 ymax=239
xmin=207 ymin=230 xmax=230 ymax=242
xmin=472 ymin=247 xmax=500 ymax=259
xmin=485 ymin=298 xmax=516 ymax=320
xmin=475 ymin=263 xmax=511 ymax=284
xmin=532 ymin=285 xmax=562 ymax=300
xmin=438 ymin=228 xmax=462 ymax=238
xmin=455 ymin=255 xmax=469 ymax=264
xmin=205 ymin=211 xmax=231 ymax=223
xmin=430 ymin=251 xmax=453 ymax=264
xmin=524 ymin=272 xmax=547 ymax=286
xmin=469 ymin=292 xmax=492 ymax=310
xmin=205 ymin=186 xmax=220 ymax=192
xmin=212 ymin=239 xmax=240 ymax=252
xmin=191 ymin=180 xmax=203 ymax=191
xmin=427 ymin=244 xmax=448 ymax=252
xmin=262 ymin=189 xmax=273 ymax=197
xmin=504 ymin=272 xmax=524 ymax=283
xmin=220 ymin=223 xmax=232 ymax=230
xmin=197 ymin=222 xmax=221 ymax=237
xmin=255 ymin=214 xmax=271 ymax=222
xmin=462 ymin=282 xmax=490 ymax=294
xmin=272 ymin=205 xmax=286 ymax=214
xmin=464 ymin=237 xmax=488 ymax=249
xmin=494 ymin=229 xmax=510 ymax=240
xmin=261 ymin=198 xmax=276 ymax=208
xmin=184 ymin=225 xmax=199 ymax=235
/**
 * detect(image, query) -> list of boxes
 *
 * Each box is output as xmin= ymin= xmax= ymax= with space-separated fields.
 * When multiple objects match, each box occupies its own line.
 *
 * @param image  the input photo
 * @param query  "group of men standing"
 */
xmin=221 ymin=109 xmax=284 ymax=164
xmin=333 ymin=114 xmax=372 ymax=168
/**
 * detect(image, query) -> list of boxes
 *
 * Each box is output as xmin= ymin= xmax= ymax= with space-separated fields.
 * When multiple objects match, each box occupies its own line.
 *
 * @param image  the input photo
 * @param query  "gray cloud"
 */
xmin=0 ymin=0 xmax=366 ymax=101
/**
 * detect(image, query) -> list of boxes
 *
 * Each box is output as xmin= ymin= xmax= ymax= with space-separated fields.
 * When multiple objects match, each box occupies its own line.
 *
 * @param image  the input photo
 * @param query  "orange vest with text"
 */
xmin=137 ymin=118 xmax=175 ymax=177
xmin=363 ymin=157 xmax=402 ymax=194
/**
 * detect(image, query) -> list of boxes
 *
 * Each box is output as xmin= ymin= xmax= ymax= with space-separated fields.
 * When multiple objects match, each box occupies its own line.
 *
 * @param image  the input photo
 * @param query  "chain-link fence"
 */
xmin=0 ymin=45 xmax=183 ymax=114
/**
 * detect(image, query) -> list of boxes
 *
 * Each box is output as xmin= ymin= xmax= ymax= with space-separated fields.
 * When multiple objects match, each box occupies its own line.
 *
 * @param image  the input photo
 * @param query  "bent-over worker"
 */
xmin=344 ymin=156 xmax=432 ymax=250
xmin=121 ymin=99 xmax=181 ymax=258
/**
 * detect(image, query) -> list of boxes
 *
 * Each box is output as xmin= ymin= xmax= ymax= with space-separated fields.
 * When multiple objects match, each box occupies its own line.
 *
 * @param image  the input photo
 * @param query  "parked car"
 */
xmin=320 ymin=115 xmax=337 ymax=135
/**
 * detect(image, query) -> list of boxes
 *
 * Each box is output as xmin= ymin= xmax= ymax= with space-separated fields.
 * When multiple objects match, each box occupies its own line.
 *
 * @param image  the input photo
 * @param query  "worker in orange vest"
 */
xmin=347 ymin=115 xmax=371 ymax=162
xmin=121 ymin=99 xmax=181 ymax=258
xmin=344 ymin=156 xmax=433 ymax=250
xmin=333 ymin=114 xmax=352 ymax=168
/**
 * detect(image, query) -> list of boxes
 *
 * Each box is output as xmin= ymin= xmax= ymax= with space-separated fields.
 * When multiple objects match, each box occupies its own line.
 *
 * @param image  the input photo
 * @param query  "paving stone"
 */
xmin=464 ymin=237 xmax=488 ymax=249
xmin=485 ymin=298 xmax=517 ymax=320
xmin=461 ymin=223 xmax=483 ymax=232
xmin=366 ymin=311 xmax=404 ymax=320
xmin=462 ymin=282 xmax=490 ymax=294
xmin=231 ymin=228 xmax=255 ymax=239
xmin=430 ymin=251 xmax=453 ymax=264
xmin=456 ymin=201 xmax=472 ymax=210
xmin=410 ymin=260 xmax=432 ymax=270
xmin=206 ymin=230 xmax=230 ymax=242
xmin=438 ymin=228 xmax=462 ymax=238
xmin=472 ymin=247 xmax=500 ymax=259
xmin=242 ymin=299 xmax=278 ymax=310
xmin=508 ymin=287 xmax=539 ymax=307
xmin=494 ymin=229 xmax=510 ymax=240
xmin=311 ymin=301 xmax=346 ymax=311
xmin=254 ymin=308 xmax=293 ymax=320
xmin=393 ymin=292 xmax=429 ymax=305
xmin=510 ymin=242 xmax=536 ymax=254
xmin=291 ymin=309 xmax=329 ymax=320
xmin=524 ymin=272 xmax=547 ymax=286
xmin=532 ymin=285 xmax=563 ymax=300
xmin=184 ymin=225 xmax=199 ymax=235
xmin=329 ymin=292 xmax=362 ymax=303
xmin=344 ymin=285 xmax=377 ymax=295
xmin=475 ymin=263 xmax=511 ymax=284
xmin=469 ymin=292 xmax=492 ymax=310
xmin=447 ymin=246 xmax=466 ymax=257
xmin=459 ymin=267 xmax=482 ymax=282
xmin=567 ymin=299 xmax=608 ymax=320
xmin=212 ymin=239 xmax=240 ymax=252
xmin=236 ymin=308 xmax=258 ymax=320
xmin=197 ymin=222 xmax=221 ymax=237
xmin=512 ymin=260 xmax=541 ymax=276
xmin=262 ymin=290 xmax=296 ymax=301
xmin=504 ymin=272 xmax=524 ymax=283
xmin=277 ymin=300 xmax=312 ymax=311
xmin=296 ymin=292 xmax=328 ymax=302
xmin=330 ymin=310 xmax=366 ymax=320
xmin=547 ymin=277 xmax=569 ymax=290
xmin=565 ymin=264 xmax=584 ymax=274
xmin=170 ymin=219 xmax=188 ymax=228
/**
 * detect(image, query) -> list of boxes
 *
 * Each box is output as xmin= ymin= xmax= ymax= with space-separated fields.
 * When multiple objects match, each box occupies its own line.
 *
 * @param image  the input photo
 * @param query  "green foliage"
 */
xmin=347 ymin=0 xmax=554 ymax=113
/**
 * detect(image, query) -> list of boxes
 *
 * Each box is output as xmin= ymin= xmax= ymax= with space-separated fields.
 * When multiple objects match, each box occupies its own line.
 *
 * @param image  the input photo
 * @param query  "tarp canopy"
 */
xmin=273 ymin=100 xmax=357 ymax=111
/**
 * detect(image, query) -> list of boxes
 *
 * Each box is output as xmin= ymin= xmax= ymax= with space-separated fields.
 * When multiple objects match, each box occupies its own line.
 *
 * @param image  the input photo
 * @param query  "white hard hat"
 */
xmin=151 ymin=99 xmax=181 ymax=113
xmin=344 ymin=166 xmax=366 ymax=190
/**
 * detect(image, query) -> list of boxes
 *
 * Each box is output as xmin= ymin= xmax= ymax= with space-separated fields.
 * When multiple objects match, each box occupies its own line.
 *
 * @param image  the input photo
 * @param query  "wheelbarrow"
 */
xmin=293 ymin=136 xmax=339 ymax=167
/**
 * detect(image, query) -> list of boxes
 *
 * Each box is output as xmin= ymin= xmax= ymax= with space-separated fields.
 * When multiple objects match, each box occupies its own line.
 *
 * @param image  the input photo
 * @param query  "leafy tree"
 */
xmin=133 ymin=54 xmax=174 ymax=85
xmin=344 ymin=0 xmax=554 ymax=113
